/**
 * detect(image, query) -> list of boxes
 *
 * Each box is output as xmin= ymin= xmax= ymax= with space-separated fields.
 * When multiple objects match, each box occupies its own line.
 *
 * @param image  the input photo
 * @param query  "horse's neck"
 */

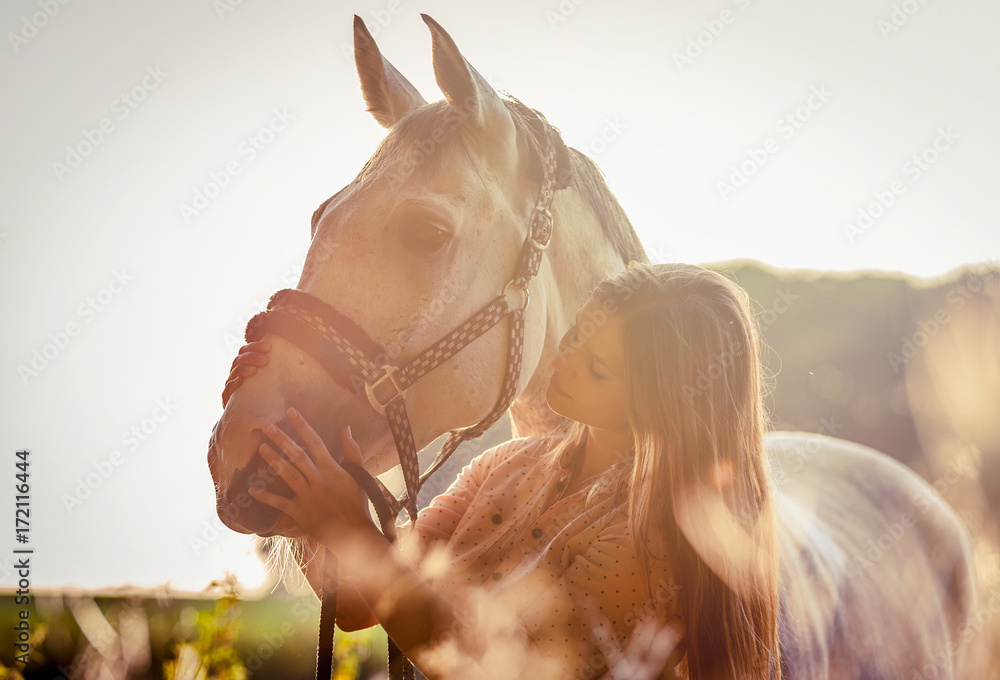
xmin=509 ymin=189 xmax=630 ymax=437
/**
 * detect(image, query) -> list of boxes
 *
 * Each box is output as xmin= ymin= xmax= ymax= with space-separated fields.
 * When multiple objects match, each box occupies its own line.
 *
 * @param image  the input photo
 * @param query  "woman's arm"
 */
xmin=219 ymin=344 xmax=489 ymax=643
xmin=247 ymin=409 xmax=479 ymax=677
xmin=335 ymin=523 xmax=467 ymax=657
xmin=249 ymin=412 xmax=681 ymax=678
xmin=297 ymin=534 xmax=379 ymax=632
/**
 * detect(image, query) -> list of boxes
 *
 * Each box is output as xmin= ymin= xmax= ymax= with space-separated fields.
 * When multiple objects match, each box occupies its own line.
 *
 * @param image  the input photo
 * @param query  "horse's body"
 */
xmin=206 ymin=15 xmax=977 ymax=679
xmin=768 ymin=432 xmax=975 ymax=679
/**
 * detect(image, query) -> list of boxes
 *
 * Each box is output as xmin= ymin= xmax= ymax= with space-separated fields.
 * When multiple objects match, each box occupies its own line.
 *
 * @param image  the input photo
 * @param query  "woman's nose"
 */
xmin=552 ymin=344 xmax=577 ymax=375
xmin=552 ymin=349 xmax=567 ymax=372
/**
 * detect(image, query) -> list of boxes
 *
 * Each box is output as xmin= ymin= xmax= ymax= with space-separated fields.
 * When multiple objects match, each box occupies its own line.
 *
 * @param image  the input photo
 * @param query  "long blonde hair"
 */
xmin=550 ymin=261 xmax=781 ymax=680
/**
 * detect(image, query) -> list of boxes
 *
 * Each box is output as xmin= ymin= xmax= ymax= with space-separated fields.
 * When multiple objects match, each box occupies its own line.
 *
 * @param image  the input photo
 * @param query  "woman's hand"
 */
xmin=221 ymin=341 xmax=271 ymax=407
xmin=598 ymin=616 xmax=685 ymax=680
xmin=248 ymin=407 xmax=377 ymax=553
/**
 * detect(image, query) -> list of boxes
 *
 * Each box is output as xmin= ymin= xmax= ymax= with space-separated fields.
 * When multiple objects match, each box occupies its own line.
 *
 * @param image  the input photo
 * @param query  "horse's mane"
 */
xmin=356 ymin=99 xmax=648 ymax=267
xmin=504 ymin=98 xmax=649 ymax=266
xmin=564 ymin=145 xmax=648 ymax=265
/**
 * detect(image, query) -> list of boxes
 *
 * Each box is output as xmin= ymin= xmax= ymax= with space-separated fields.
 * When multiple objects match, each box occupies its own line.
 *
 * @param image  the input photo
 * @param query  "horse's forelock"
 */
xmin=355 ymin=101 xmax=460 ymax=192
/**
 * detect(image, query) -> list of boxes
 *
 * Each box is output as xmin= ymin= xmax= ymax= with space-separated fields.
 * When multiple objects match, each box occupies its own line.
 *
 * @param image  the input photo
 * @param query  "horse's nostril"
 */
xmin=221 ymin=423 xmax=299 ymax=534
xmin=225 ymin=451 xmax=293 ymax=533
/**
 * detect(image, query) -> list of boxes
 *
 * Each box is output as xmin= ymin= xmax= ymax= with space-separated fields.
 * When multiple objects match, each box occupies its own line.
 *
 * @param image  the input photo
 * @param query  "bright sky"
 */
xmin=1 ymin=0 xmax=997 ymax=595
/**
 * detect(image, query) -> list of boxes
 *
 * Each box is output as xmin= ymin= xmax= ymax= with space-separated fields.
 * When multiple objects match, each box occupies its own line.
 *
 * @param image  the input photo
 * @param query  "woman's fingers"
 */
xmin=239 ymin=341 xmax=271 ymax=353
xmin=601 ymin=617 xmax=685 ymax=680
xmin=222 ymin=343 xmax=271 ymax=406
xmin=340 ymin=426 xmax=363 ymax=466
xmin=263 ymin=423 xmax=320 ymax=481
xmin=248 ymin=482 xmax=295 ymax=514
xmin=229 ymin=342 xmax=270 ymax=373
xmin=221 ymin=376 xmax=242 ymax=407
xmin=230 ymin=347 xmax=270 ymax=372
xmin=257 ymin=442 xmax=310 ymax=493
xmin=659 ymin=617 xmax=686 ymax=671
xmin=232 ymin=353 xmax=269 ymax=370
xmin=287 ymin=408 xmax=341 ymax=472
xmin=229 ymin=364 xmax=260 ymax=380
xmin=221 ymin=365 xmax=262 ymax=406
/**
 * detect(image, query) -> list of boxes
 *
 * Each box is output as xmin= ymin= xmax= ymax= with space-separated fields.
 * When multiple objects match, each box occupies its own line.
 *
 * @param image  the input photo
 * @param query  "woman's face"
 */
xmin=546 ymin=298 xmax=630 ymax=432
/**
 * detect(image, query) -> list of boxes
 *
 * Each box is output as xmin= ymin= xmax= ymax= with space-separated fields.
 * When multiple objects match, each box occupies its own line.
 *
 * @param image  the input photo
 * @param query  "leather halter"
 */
xmin=243 ymin=104 xmax=567 ymax=680
xmin=245 ymin=106 xmax=561 ymax=523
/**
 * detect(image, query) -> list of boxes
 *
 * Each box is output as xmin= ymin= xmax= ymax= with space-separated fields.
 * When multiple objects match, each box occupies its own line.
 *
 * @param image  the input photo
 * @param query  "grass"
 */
xmin=0 ymin=574 xmax=387 ymax=680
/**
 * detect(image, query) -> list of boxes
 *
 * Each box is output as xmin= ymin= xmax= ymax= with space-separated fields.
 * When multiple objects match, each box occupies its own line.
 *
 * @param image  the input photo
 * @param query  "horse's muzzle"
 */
xmin=214 ymin=416 xmax=307 ymax=535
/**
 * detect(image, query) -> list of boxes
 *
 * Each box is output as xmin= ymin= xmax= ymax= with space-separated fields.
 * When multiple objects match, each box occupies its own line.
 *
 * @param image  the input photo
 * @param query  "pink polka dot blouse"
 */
xmin=406 ymin=435 xmax=682 ymax=679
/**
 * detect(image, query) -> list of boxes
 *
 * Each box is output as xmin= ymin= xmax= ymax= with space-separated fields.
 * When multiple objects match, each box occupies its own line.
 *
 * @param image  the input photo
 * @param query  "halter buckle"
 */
xmin=502 ymin=279 xmax=530 ymax=313
xmin=528 ymin=208 xmax=553 ymax=251
xmin=365 ymin=365 xmax=407 ymax=415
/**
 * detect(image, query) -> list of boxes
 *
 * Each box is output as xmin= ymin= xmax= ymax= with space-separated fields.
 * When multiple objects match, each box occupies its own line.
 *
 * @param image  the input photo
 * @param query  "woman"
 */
xmin=225 ymin=262 xmax=782 ymax=680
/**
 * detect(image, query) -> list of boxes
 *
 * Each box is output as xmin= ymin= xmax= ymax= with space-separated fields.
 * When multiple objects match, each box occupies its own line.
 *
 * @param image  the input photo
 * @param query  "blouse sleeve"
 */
xmin=406 ymin=438 xmax=536 ymax=555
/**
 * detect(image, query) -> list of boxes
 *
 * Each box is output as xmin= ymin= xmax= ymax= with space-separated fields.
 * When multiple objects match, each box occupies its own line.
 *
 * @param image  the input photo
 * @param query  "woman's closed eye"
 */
xmin=589 ymin=361 xmax=606 ymax=379
xmin=566 ymin=323 xmax=606 ymax=379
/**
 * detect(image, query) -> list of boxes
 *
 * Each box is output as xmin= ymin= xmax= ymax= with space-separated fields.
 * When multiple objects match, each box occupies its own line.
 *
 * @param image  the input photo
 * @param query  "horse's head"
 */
xmin=209 ymin=15 xmax=586 ymax=537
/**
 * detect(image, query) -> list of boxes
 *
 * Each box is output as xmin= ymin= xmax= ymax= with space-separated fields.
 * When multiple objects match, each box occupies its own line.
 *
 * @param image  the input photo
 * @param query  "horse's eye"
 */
xmin=402 ymin=222 xmax=451 ymax=253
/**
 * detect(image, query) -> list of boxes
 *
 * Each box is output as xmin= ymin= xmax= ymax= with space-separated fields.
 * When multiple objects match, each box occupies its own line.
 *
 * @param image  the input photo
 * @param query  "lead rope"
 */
xmin=316 ymin=460 xmax=413 ymax=679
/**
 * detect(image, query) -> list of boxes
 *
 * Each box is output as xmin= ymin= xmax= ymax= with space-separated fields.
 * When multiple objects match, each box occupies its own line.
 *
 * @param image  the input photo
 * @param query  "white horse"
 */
xmin=206 ymin=15 xmax=978 ymax=679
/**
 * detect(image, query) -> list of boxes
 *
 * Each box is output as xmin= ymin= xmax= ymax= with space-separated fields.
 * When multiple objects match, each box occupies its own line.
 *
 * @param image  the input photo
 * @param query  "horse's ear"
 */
xmin=354 ymin=15 xmax=427 ymax=128
xmin=422 ymin=14 xmax=511 ymax=134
